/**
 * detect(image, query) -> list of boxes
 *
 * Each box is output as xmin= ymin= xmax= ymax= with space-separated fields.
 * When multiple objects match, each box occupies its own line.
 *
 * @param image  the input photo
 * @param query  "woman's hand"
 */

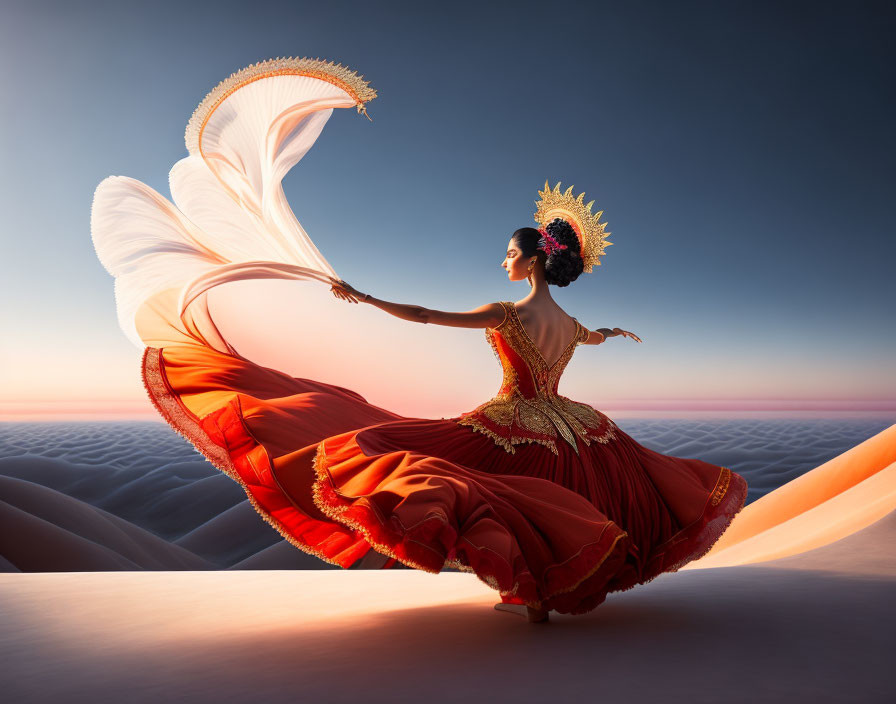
xmin=612 ymin=327 xmax=642 ymax=343
xmin=329 ymin=277 xmax=366 ymax=303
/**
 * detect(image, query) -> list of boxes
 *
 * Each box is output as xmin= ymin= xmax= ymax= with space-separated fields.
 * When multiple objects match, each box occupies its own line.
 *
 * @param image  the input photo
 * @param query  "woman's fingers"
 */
xmin=330 ymin=282 xmax=361 ymax=304
xmin=332 ymin=287 xmax=352 ymax=302
xmin=611 ymin=327 xmax=640 ymax=342
xmin=333 ymin=288 xmax=357 ymax=303
xmin=331 ymin=284 xmax=352 ymax=300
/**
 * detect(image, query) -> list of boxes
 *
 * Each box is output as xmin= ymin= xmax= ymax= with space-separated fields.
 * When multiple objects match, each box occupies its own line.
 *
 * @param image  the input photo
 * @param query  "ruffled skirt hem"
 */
xmin=142 ymin=345 xmax=749 ymax=616
xmin=311 ymin=437 xmax=634 ymax=612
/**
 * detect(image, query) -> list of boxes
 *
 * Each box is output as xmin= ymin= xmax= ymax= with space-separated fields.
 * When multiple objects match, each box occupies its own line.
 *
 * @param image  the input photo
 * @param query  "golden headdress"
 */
xmin=533 ymin=180 xmax=611 ymax=272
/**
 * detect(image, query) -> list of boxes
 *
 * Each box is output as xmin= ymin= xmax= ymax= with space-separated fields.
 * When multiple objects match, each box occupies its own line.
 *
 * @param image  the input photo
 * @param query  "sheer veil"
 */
xmin=90 ymin=70 xmax=354 ymax=353
xmin=90 ymin=62 xmax=492 ymax=417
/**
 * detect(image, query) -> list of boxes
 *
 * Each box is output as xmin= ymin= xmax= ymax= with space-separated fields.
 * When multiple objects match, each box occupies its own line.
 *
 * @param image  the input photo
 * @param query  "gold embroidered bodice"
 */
xmin=454 ymin=301 xmax=617 ymax=456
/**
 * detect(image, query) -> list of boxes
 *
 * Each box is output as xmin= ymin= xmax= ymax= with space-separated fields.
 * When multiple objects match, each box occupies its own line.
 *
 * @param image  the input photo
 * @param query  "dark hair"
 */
xmin=511 ymin=218 xmax=584 ymax=287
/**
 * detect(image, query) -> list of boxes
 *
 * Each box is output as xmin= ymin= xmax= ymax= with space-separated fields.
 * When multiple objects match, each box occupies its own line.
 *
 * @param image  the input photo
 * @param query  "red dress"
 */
xmin=142 ymin=299 xmax=748 ymax=615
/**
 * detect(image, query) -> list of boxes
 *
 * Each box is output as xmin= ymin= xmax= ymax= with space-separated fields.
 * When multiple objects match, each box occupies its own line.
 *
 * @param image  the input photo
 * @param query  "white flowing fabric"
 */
xmin=91 ymin=76 xmax=353 ymax=354
xmin=89 ymin=65 xmax=516 ymax=419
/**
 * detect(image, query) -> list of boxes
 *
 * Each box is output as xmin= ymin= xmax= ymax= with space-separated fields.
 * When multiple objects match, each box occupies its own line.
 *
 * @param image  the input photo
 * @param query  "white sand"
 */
xmin=1 ymin=507 xmax=894 ymax=703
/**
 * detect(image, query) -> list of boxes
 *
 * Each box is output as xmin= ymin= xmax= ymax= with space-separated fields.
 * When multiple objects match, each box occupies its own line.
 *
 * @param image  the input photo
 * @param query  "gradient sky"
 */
xmin=1 ymin=0 xmax=894 ymax=418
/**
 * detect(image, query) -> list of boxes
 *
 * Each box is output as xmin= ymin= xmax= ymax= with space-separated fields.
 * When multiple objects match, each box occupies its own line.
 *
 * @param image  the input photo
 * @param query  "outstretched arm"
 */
xmin=583 ymin=329 xmax=609 ymax=345
xmin=582 ymin=327 xmax=643 ymax=344
xmin=329 ymin=278 xmax=505 ymax=329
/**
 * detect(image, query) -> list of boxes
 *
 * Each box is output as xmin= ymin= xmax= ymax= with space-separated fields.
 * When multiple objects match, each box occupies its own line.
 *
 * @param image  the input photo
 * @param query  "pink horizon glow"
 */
xmin=2 ymin=397 xmax=894 ymax=423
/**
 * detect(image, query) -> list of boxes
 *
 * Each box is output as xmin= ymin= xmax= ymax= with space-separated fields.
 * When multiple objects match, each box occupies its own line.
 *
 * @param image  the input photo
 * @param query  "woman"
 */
xmin=91 ymin=56 xmax=747 ymax=624
xmin=329 ymin=220 xmax=649 ymax=623
xmin=325 ymin=219 xmax=744 ymax=624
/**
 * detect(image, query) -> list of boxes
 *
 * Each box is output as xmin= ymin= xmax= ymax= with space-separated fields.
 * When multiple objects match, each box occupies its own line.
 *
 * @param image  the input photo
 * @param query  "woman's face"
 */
xmin=502 ymin=238 xmax=531 ymax=282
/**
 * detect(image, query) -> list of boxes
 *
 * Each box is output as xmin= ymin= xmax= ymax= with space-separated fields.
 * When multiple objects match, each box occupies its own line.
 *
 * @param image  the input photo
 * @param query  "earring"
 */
xmin=527 ymin=259 xmax=535 ymax=285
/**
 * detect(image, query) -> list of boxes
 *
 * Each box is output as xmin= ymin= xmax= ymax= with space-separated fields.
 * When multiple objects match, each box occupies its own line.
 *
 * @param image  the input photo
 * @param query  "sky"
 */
xmin=0 ymin=0 xmax=894 ymax=419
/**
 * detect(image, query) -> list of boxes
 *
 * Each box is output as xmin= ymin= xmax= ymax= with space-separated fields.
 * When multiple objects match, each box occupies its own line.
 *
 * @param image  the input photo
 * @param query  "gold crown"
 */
xmin=533 ymin=180 xmax=611 ymax=272
xmin=184 ymin=56 xmax=377 ymax=155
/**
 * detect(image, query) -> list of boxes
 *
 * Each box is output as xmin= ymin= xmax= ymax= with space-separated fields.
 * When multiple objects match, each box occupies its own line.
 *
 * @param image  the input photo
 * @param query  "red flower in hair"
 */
xmin=536 ymin=228 xmax=568 ymax=256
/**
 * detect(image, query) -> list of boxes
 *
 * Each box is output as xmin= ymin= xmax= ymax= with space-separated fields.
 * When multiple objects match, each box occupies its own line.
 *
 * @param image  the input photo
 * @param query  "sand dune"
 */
xmin=753 ymin=507 xmax=896 ymax=577
xmin=0 ymin=453 xmax=246 ymax=541
xmin=227 ymin=540 xmax=342 ymax=570
xmin=1 ymin=419 xmax=894 ymax=573
xmin=174 ymin=500 xmax=283 ymax=564
xmin=0 ymin=476 xmax=213 ymax=571
xmin=102 ymin=466 xmax=244 ymax=540
xmin=683 ymin=424 xmax=896 ymax=569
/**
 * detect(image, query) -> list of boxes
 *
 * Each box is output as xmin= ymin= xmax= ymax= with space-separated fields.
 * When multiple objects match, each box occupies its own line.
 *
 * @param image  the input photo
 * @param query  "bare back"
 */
xmin=511 ymin=301 xmax=579 ymax=369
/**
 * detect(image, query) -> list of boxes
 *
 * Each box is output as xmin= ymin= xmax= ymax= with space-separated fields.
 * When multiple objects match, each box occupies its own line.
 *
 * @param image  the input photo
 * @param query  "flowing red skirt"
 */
xmin=142 ymin=344 xmax=748 ymax=616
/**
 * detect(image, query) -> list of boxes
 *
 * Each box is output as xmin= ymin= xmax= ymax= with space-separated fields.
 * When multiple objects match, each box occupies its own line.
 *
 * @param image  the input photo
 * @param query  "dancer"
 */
xmin=91 ymin=57 xmax=747 ymax=624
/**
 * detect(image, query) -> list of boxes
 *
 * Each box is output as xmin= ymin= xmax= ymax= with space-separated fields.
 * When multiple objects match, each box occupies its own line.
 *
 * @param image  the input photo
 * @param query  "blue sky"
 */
xmin=0 ymin=0 xmax=893 ymax=414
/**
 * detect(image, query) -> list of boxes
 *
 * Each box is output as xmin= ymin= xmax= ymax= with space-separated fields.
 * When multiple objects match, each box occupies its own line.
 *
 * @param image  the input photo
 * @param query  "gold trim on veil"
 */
xmin=185 ymin=56 xmax=378 ymax=155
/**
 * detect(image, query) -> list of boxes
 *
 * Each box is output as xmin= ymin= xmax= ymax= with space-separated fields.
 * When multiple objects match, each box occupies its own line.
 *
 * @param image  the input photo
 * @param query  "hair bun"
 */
xmin=542 ymin=219 xmax=584 ymax=287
